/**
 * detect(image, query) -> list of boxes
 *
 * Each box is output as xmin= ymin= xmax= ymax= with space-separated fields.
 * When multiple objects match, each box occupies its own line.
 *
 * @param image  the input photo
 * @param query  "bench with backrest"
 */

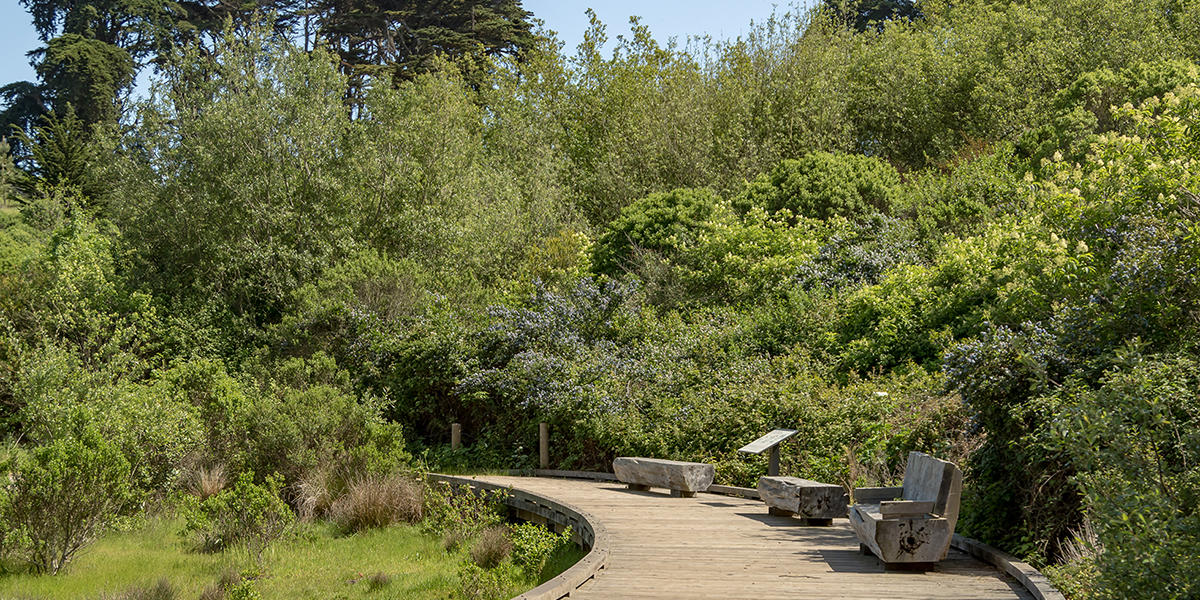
xmin=612 ymin=457 xmax=714 ymax=498
xmin=848 ymin=451 xmax=963 ymax=569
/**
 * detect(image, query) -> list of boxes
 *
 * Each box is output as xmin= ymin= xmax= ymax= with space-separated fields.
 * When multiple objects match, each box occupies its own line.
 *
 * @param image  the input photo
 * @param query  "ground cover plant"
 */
xmin=2 ymin=0 xmax=1200 ymax=598
xmin=0 ymin=479 xmax=583 ymax=600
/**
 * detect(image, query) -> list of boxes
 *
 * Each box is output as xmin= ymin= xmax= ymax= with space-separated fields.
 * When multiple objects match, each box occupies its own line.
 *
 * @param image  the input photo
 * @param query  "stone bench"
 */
xmin=612 ymin=457 xmax=714 ymax=498
xmin=757 ymin=476 xmax=848 ymax=525
xmin=848 ymin=451 xmax=963 ymax=570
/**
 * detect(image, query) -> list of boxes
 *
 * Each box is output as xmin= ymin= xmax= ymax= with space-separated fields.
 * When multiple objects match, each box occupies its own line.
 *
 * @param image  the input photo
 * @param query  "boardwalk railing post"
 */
xmin=539 ymin=422 xmax=550 ymax=469
xmin=451 ymin=422 xmax=462 ymax=450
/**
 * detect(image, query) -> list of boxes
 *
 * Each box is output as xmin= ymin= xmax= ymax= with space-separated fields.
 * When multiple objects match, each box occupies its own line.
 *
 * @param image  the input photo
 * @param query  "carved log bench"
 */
xmin=848 ymin=451 xmax=963 ymax=570
xmin=757 ymin=476 xmax=848 ymax=525
xmin=612 ymin=457 xmax=714 ymax=498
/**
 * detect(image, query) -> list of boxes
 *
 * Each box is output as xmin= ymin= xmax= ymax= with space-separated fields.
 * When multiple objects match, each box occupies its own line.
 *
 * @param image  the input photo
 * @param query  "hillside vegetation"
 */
xmin=2 ymin=1 xmax=1199 ymax=598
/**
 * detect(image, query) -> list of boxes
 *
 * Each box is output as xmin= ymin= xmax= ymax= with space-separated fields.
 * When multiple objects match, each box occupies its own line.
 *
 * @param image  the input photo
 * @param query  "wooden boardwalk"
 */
xmin=477 ymin=475 xmax=1034 ymax=600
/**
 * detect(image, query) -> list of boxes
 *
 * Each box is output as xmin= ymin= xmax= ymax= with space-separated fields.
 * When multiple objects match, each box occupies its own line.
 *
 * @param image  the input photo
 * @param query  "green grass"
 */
xmin=0 ymin=517 xmax=585 ymax=600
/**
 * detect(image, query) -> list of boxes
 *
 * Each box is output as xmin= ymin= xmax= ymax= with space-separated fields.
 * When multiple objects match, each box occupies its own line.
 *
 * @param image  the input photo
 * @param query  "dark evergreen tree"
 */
xmin=11 ymin=106 xmax=108 ymax=205
xmin=317 ymin=0 xmax=536 ymax=88
xmin=19 ymin=0 xmax=183 ymax=61
xmin=824 ymin=0 xmax=921 ymax=32
xmin=35 ymin=35 xmax=135 ymax=126
xmin=0 ymin=82 xmax=49 ymax=142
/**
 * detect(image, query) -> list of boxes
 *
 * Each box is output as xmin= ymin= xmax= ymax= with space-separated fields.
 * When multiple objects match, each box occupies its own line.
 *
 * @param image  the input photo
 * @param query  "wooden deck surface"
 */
xmin=477 ymin=475 xmax=1035 ymax=600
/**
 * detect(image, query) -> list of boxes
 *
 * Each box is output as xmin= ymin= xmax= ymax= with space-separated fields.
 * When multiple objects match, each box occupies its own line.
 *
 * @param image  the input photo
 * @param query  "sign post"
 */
xmin=738 ymin=429 xmax=799 ymax=476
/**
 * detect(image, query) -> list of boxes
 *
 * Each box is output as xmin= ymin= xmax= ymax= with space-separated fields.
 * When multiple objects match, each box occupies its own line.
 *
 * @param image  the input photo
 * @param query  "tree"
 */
xmin=36 ymin=35 xmax=135 ymax=126
xmin=11 ymin=106 xmax=108 ymax=206
xmin=0 ymin=82 xmax=48 ymax=142
xmin=19 ymin=0 xmax=182 ymax=60
xmin=824 ymin=0 xmax=921 ymax=32
xmin=317 ymin=0 xmax=536 ymax=89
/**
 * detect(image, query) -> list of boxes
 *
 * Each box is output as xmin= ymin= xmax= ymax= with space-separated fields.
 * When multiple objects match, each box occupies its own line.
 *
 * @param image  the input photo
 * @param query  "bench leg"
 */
xmin=627 ymin=484 xmax=650 ymax=492
xmin=803 ymin=518 xmax=833 ymax=526
xmin=768 ymin=507 xmax=795 ymax=517
xmin=670 ymin=490 xmax=696 ymax=498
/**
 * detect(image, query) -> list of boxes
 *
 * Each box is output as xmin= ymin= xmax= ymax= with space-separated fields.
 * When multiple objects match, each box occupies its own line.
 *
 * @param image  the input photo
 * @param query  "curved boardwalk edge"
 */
xmin=477 ymin=470 xmax=1065 ymax=600
xmin=952 ymin=535 xmax=1067 ymax=600
xmin=428 ymin=474 xmax=610 ymax=600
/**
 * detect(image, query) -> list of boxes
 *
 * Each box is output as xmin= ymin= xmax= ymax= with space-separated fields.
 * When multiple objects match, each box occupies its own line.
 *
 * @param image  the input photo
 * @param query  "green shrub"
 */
xmin=1017 ymin=60 xmax=1200 ymax=168
xmin=423 ymin=482 xmax=507 ymax=536
xmin=591 ymin=188 xmax=725 ymax=276
xmin=226 ymin=581 xmax=261 ymax=600
xmin=735 ymin=152 xmax=901 ymax=221
xmin=509 ymin=522 xmax=572 ymax=577
xmin=1062 ymin=352 xmax=1200 ymax=599
xmin=1 ymin=417 xmax=133 ymax=574
xmin=457 ymin=561 xmax=517 ymax=600
xmin=184 ymin=471 xmax=294 ymax=561
xmin=896 ymin=145 xmax=1017 ymax=240
xmin=674 ymin=207 xmax=818 ymax=303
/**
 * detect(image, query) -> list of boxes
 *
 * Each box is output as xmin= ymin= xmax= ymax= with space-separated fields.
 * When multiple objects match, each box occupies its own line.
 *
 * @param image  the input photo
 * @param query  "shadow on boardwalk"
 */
xmin=479 ymin=475 xmax=1036 ymax=600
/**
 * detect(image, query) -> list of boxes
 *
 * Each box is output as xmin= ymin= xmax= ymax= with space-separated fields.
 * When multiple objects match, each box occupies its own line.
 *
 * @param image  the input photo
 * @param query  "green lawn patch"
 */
xmin=0 ymin=516 xmax=584 ymax=600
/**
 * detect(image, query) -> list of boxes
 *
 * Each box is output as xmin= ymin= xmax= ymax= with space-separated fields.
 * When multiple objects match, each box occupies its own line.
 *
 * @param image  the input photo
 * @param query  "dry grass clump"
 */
xmin=1060 ymin=518 xmax=1102 ymax=563
xmin=197 ymin=567 xmax=243 ymax=600
xmin=442 ymin=528 xmax=471 ymax=552
xmin=296 ymin=467 xmax=336 ymax=521
xmin=366 ymin=571 xmax=392 ymax=591
xmin=469 ymin=526 xmax=512 ymax=569
xmin=103 ymin=578 xmax=177 ymax=600
xmin=186 ymin=465 xmax=227 ymax=501
xmin=330 ymin=474 xmax=424 ymax=532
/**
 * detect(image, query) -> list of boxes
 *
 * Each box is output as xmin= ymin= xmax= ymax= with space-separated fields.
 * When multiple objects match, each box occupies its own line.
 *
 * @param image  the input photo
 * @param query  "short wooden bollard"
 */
xmin=451 ymin=423 xmax=462 ymax=450
xmin=539 ymin=422 xmax=550 ymax=469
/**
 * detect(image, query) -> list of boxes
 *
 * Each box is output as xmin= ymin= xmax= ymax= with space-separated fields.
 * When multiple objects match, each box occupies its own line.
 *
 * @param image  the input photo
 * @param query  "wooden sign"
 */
xmin=738 ymin=429 xmax=798 ymax=455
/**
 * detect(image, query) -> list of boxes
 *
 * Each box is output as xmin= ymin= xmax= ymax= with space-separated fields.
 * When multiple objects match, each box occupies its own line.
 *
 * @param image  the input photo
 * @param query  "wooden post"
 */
xmin=769 ymin=445 xmax=780 ymax=477
xmin=451 ymin=423 xmax=461 ymax=450
xmin=539 ymin=422 xmax=550 ymax=469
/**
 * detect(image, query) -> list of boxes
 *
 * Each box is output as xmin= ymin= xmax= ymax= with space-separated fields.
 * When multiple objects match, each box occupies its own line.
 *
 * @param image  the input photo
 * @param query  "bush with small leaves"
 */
xmin=591 ymin=188 xmax=726 ymax=276
xmin=423 ymin=482 xmax=507 ymax=536
xmin=184 ymin=471 xmax=294 ymax=562
xmin=509 ymin=522 xmax=573 ymax=577
xmin=1060 ymin=352 xmax=1200 ymax=599
xmin=2 ymin=417 xmax=133 ymax=574
xmin=735 ymin=152 xmax=901 ymax=221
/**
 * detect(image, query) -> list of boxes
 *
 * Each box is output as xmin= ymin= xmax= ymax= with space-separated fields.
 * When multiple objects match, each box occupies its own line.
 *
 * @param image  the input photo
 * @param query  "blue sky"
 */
xmin=0 ymin=1 xmax=804 ymax=87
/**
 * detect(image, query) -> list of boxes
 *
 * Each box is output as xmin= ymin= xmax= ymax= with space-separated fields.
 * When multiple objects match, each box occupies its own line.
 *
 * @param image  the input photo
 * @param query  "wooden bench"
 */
xmin=612 ymin=457 xmax=714 ymax=498
xmin=848 ymin=451 xmax=963 ymax=570
xmin=757 ymin=476 xmax=848 ymax=525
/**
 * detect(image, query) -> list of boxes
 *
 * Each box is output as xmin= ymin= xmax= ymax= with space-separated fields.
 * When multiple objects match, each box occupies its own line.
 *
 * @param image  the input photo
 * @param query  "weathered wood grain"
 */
xmin=612 ymin=457 xmax=714 ymax=496
xmin=849 ymin=452 xmax=963 ymax=566
xmin=758 ymin=476 xmax=848 ymax=522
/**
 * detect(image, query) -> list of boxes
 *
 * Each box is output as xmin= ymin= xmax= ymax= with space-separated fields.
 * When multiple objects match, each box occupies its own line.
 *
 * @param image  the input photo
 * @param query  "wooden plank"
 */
xmin=880 ymin=500 xmax=935 ymax=518
xmin=473 ymin=475 xmax=1040 ymax=600
xmin=738 ymin=428 xmax=799 ymax=454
